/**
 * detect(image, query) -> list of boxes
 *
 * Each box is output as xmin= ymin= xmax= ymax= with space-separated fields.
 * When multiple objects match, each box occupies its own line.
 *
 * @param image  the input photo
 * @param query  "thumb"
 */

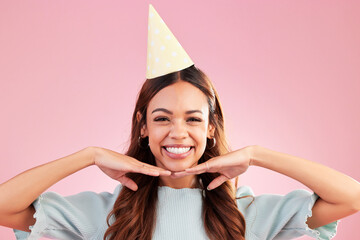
xmin=207 ymin=175 xmax=229 ymax=191
xmin=118 ymin=175 xmax=139 ymax=191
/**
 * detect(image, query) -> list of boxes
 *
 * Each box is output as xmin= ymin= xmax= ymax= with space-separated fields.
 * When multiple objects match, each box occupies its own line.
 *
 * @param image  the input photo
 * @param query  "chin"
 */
xmin=164 ymin=164 xmax=188 ymax=172
xmin=160 ymin=161 xmax=196 ymax=172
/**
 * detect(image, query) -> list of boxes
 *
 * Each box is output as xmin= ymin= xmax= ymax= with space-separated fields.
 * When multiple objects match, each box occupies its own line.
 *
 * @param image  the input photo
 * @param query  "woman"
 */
xmin=0 ymin=65 xmax=359 ymax=240
xmin=1 ymin=4 xmax=360 ymax=240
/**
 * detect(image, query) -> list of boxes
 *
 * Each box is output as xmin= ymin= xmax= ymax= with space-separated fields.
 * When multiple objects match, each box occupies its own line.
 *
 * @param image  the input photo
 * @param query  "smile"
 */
xmin=162 ymin=146 xmax=194 ymax=159
xmin=165 ymin=147 xmax=192 ymax=154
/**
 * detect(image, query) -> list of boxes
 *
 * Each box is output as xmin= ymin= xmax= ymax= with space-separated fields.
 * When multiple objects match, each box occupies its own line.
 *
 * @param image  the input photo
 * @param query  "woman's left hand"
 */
xmin=171 ymin=145 xmax=254 ymax=190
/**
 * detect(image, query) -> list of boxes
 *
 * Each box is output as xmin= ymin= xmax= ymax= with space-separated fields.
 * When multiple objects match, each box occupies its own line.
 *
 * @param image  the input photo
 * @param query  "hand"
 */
xmin=93 ymin=147 xmax=171 ymax=191
xmin=171 ymin=146 xmax=254 ymax=190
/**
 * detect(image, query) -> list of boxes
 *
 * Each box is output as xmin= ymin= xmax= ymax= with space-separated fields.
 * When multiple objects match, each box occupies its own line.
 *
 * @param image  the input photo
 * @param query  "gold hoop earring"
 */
xmin=208 ymin=137 xmax=216 ymax=149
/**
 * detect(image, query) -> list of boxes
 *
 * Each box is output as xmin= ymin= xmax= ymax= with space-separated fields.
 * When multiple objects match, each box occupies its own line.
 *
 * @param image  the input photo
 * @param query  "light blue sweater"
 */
xmin=13 ymin=184 xmax=338 ymax=240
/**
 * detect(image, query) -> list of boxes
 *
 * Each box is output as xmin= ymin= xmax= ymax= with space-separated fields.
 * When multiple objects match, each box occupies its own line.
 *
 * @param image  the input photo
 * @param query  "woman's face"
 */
xmin=139 ymin=81 xmax=215 ymax=172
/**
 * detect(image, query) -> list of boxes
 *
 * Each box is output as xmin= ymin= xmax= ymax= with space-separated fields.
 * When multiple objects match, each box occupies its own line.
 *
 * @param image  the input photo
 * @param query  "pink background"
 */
xmin=1 ymin=0 xmax=359 ymax=239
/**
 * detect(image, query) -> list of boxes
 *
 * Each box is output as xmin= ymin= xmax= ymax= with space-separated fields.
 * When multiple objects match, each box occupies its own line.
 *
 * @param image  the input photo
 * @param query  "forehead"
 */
xmin=147 ymin=81 xmax=209 ymax=113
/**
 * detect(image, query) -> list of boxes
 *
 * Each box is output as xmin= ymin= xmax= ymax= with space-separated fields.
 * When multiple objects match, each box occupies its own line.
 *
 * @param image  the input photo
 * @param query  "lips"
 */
xmin=162 ymin=145 xmax=194 ymax=159
xmin=163 ymin=144 xmax=193 ymax=148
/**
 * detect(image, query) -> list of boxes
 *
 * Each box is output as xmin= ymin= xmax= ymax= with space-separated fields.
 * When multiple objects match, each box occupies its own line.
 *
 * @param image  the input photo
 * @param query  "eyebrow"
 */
xmin=151 ymin=108 xmax=203 ymax=115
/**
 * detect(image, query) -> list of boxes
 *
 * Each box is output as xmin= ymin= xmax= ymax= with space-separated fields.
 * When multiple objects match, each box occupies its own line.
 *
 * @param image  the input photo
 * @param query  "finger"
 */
xmin=132 ymin=163 xmax=171 ymax=176
xmin=185 ymin=162 xmax=211 ymax=174
xmin=155 ymin=168 xmax=172 ymax=176
xmin=170 ymin=171 xmax=195 ymax=178
xmin=207 ymin=175 xmax=229 ymax=191
xmin=118 ymin=175 xmax=138 ymax=191
xmin=134 ymin=162 xmax=171 ymax=176
xmin=133 ymin=166 xmax=162 ymax=177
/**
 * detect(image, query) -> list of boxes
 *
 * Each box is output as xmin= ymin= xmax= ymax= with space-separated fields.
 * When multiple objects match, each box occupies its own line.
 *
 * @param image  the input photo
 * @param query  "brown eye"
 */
xmin=188 ymin=118 xmax=202 ymax=122
xmin=154 ymin=117 xmax=169 ymax=121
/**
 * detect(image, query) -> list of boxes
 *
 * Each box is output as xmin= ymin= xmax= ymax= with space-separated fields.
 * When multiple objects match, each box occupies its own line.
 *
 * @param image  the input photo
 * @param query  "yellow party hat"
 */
xmin=146 ymin=4 xmax=194 ymax=79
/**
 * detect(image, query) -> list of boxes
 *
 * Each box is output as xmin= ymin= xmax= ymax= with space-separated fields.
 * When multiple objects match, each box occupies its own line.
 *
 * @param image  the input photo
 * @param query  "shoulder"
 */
xmin=45 ymin=184 xmax=122 ymax=199
xmin=236 ymin=185 xmax=312 ymax=202
xmin=235 ymin=185 xmax=255 ymax=213
xmin=236 ymin=185 xmax=254 ymax=197
xmin=37 ymin=184 xmax=123 ymax=214
xmin=235 ymin=186 xmax=315 ymax=214
xmin=13 ymin=184 xmax=124 ymax=239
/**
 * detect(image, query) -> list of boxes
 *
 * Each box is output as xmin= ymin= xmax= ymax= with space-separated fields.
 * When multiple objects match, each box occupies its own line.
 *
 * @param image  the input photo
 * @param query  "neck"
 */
xmin=158 ymin=175 xmax=199 ymax=189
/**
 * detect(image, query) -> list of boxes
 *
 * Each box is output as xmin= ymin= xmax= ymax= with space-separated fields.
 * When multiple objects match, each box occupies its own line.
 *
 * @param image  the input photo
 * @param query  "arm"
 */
xmin=0 ymin=146 xmax=170 ymax=232
xmin=249 ymin=145 xmax=360 ymax=229
xmin=0 ymin=147 xmax=95 ymax=231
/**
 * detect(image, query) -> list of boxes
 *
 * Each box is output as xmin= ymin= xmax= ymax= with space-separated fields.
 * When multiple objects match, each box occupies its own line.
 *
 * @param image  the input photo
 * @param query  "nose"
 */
xmin=168 ymin=120 xmax=188 ymax=139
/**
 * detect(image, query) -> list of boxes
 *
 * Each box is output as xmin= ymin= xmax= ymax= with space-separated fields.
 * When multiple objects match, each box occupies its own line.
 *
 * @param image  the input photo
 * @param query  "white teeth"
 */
xmin=165 ymin=147 xmax=191 ymax=154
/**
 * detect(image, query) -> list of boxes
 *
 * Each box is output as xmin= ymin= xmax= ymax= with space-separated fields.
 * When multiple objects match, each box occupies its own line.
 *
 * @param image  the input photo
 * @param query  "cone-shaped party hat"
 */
xmin=146 ymin=4 xmax=194 ymax=79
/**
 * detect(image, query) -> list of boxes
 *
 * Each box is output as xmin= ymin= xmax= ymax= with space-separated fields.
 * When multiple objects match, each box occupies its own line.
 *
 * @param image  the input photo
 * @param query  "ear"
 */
xmin=207 ymin=123 xmax=216 ymax=138
xmin=136 ymin=111 xmax=148 ymax=137
xmin=207 ymin=114 xmax=217 ymax=138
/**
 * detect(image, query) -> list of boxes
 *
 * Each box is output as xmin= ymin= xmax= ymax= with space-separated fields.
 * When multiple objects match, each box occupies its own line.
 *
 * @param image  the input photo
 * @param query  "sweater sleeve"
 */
xmin=13 ymin=184 xmax=122 ymax=240
xmin=236 ymin=186 xmax=338 ymax=240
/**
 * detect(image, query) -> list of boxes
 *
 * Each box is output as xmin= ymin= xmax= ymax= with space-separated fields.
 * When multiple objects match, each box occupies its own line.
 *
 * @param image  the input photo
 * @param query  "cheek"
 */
xmin=148 ymin=126 xmax=167 ymax=143
xmin=191 ymin=128 xmax=208 ymax=147
xmin=195 ymin=123 xmax=209 ymax=137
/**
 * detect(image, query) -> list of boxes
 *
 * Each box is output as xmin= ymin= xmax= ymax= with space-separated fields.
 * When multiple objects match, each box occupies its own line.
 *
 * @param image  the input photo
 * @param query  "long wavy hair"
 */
xmin=104 ymin=65 xmax=251 ymax=240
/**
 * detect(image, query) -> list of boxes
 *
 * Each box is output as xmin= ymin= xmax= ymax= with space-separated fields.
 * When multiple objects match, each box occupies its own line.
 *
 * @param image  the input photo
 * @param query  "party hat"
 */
xmin=146 ymin=4 xmax=194 ymax=79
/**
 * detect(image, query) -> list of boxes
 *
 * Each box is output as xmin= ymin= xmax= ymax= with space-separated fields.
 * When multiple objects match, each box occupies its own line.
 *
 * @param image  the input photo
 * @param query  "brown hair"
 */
xmin=104 ymin=65 xmax=251 ymax=240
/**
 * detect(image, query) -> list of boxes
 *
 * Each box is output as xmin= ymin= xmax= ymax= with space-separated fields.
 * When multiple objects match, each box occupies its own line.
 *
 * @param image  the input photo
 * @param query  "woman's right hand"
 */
xmin=92 ymin=147 xmax=171 ymax=191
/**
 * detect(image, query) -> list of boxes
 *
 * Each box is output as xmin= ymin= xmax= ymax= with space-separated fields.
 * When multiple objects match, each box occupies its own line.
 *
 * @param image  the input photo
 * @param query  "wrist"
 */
xmin=85 ymin=146 xmax=97 ymax=166
xmin=248 ymin=145 xmax=262 ymax=166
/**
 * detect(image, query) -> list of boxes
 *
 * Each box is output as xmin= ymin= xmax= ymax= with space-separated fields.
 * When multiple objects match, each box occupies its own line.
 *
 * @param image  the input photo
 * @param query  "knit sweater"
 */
xmin=13 ymin=184 xmax=338 ymax=240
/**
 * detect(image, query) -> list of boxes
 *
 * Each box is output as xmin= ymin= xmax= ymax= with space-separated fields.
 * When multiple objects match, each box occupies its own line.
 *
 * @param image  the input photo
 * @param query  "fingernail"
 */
xmin=207 ymin=186 xmax=211 ymax=191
